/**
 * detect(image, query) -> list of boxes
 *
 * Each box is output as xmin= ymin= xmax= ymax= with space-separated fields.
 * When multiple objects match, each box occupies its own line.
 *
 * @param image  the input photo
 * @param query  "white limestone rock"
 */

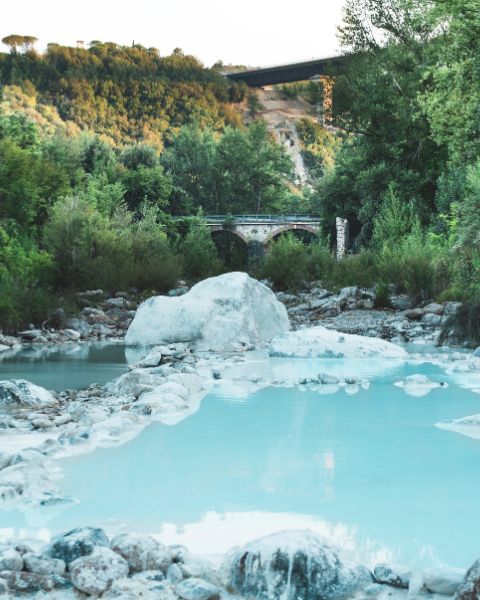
xmin=0 ymin=380 xmax=57 ymax=408
xmin=270 ymin=326 xmax=407 ymax=359
xmin=423 ymin=567 xmax=465 ymax=595
xmin=224 ymin=530 xmax=372 ymax=600
xmin=125 ymin=272 xmax=290 ymax=351
xmin=111 ymin=533 xmax=171 ymax=573
xmin=70 ymin=546 xmax=128 ymax=595
xmin=374 ymin=563 xmax=410 ymax=588
xmin=436 ymin=413 xmax=480 ymax=441
xmin=45 ymin=527 xmax=109 ymax=564
xmin=394 ymin=374 xmax=446 ymax=397
xmin=23 ymin=552 xmax=65 ymax=576
xmin=131 ymin=373 xmax=209 ymax=424
xmin=0 ymin=548 xmax=23 ymax=572
xmin=175 ymin=577 xmax=221 ymax=600
xmin=103 ymin=577 xmax=177 ymax=600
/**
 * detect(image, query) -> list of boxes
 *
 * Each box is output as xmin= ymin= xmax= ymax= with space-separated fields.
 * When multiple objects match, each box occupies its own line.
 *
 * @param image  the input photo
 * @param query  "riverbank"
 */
xmin=0 ymin=280 xmax=465 ymax=353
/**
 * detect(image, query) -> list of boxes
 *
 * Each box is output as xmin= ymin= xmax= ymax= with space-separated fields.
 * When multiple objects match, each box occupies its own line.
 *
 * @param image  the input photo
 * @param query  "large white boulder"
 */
xmin=125 ymin=272 xmax=290 ymax=351
xmin=269 ymin=326 xmax=407 ymax=359
xmin=223 ymin=530 xmax=372 ymax=600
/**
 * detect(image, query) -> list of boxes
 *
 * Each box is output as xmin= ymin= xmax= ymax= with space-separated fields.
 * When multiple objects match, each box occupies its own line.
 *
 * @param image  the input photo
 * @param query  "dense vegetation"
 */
xmin=264 ymin=0 xmax=480 ymax=343
xmin=1 ymin=1 xmax=480 ymax=346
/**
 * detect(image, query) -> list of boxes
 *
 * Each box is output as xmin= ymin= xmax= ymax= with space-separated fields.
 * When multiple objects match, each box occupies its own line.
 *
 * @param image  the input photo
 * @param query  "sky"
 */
xmin=0 ymin=0 xmax=346 ymax=67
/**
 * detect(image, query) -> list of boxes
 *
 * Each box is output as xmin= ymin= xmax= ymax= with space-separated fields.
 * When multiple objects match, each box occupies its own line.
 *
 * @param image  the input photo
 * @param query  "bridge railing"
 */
xmin=204 ymin=214 xmax=322 ymax=224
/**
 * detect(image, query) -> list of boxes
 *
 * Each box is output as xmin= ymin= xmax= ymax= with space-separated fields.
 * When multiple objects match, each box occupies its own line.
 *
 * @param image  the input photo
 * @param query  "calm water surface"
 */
xmin=0 ymin=343 xmax=127 ymax=390
xmin=1 ymin=346 xmax=480 ymax=568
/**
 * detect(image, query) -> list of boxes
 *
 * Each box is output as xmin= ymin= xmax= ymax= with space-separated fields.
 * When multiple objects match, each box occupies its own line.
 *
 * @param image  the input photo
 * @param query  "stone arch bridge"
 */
xmin=205 ymin=215 xmax=322 ymax=261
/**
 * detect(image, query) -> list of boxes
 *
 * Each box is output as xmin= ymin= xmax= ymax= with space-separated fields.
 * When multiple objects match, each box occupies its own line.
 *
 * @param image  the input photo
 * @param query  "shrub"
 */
xmin=44 ymin=198 xmax=181 ymax=293
xmin=0 ymin=226 xmax=54 ymax=331
xmin=261 ymin=234 xmax=308 ymax=291
xmin=330 ymin=250 xmax=377 ymax=289
xmin=307 ymin=236 xmax=336 ymax=283
xmin=179 ymin=220 xmax=223 ymax=281
xmin=375 ymin=225 xmax=451 ymax=302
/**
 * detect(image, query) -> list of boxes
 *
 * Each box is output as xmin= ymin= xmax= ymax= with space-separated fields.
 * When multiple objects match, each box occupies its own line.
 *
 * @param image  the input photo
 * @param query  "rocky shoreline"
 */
xmin=0 ymin=280 xmax=466 ymax=353
xmin=0 ymin=273 xmax=479 ymax=599
xmin=0 ymin=526 xmax=478 ymax=600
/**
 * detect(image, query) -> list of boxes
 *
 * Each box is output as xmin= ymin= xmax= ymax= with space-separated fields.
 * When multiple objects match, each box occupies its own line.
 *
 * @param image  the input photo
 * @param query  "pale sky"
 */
xmin=1 ymin=0 xmax=346 ymax=67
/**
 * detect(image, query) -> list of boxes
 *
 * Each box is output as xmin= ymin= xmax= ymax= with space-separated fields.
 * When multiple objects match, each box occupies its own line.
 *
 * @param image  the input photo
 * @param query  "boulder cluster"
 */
xmin=0 ymin=529 xmax=479 ymax=599
xmin=277 ymin=284 xmax=461 ymax=345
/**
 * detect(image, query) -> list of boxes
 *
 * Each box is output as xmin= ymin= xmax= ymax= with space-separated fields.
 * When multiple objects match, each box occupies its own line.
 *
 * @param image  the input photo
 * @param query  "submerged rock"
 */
xmin=224 ymin=530 xmax=372 ymax=600
xmin=125 ymin=272 xmax=290 ymax=351
xmin=0 ymin=380 xmax=57 ymax=408
xmin=269 ymin=326 xmax=407 ymax=359
xmin=69 ymin=546 xmax=129 ymax=594
xmin=45 ymin=526 xmax=109 ymax=564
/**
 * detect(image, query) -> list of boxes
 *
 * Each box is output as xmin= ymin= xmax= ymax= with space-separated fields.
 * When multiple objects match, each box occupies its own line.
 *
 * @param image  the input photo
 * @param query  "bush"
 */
xmin=261 ymin=234 xmax=308 ymax=291
xmin=330 ymin=250 xmax=378 ymax=289
xmin=307 ymin=236 xmax=336 ymax=282
xmin=44 ymin=198 xmax=181 ymax=293
xmin=179 ymin=220 xmax=223 ymax=281
xmin=375 ymin=225 xmax=452 ymax=302
xmin=0 ymin=226 xmax=55 ymax=331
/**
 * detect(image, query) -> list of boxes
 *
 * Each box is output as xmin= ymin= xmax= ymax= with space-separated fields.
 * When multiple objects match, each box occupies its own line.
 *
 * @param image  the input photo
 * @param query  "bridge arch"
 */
xmin=265 ymin=224 xmax=319 ymax=247
xmin=210 ymin=227 xmax=249 ymax=270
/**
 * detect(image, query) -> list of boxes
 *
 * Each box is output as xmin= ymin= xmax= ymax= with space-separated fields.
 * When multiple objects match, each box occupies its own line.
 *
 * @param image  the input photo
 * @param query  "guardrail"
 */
xmin=204 ymin=214 xmax=322 ymax=224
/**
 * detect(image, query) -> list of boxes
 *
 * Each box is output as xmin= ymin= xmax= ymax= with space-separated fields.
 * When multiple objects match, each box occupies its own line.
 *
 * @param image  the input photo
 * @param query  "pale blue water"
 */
xmin=0 ymin=343 xmax=127 ymax=391
xmin=1 ymin=348 xmax=480 ymax=568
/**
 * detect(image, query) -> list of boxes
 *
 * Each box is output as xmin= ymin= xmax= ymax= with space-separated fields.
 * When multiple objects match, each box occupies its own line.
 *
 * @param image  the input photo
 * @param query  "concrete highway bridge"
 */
xmin=223 ymin=55 xmax=345 ymax=88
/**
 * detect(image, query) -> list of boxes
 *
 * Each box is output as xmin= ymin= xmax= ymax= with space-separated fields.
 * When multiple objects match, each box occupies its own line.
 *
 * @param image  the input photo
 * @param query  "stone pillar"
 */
xmin=336 ymin=217 xmax=349 ymax=260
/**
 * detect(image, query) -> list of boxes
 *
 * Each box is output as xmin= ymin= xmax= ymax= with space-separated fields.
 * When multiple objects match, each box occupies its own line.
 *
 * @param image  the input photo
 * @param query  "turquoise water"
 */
xmin=0 ymin=343 xmax=127 ymax=391
xmin=1 ymin=350 xmax=480 ymax=568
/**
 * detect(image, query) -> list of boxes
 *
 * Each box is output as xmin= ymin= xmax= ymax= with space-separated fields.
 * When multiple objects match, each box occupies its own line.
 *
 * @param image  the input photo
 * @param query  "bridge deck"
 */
xmin=224 ymin=56 xmax=345 ymax=87
xmin=204 ymin=214 xmax=322 ymax=225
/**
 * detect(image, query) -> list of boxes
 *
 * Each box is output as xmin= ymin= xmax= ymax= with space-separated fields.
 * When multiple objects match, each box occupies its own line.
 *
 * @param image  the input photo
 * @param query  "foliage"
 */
xmin=0 ymin=41 xmax=245 ymax=148
xmin=162 ymin=121 xmax=295 ymax=214
xmin=43 ymin=197 xmax=181 ymax=293
xmin=179 ymin=219 xmax=223 ymax=281
xmin=260 ymin=234 xmax=309 ymax=291
xmin=295 ymin=119 xmax=340 ymax=179
xmin=0 ymin=224 xmax=54 ymax=330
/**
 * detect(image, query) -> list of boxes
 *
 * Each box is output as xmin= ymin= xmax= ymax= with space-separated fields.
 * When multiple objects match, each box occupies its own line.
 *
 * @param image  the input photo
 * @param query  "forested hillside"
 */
xmin=0 ymin=41 xmax=246 ymax=147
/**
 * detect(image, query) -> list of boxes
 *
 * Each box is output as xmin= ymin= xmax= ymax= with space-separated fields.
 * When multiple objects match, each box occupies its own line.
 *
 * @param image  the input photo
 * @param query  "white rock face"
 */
xmin=269 ymin=326 xmax=407 ymax=359
xmin=0 ymin=380 xmax=57 ymax=408
xmin=126 ymin=272 xmax=290 ymax=351
xmin=224 ymin=530 xmax=372 ymax=600
xmin=69 ymin=546 xmax=129 ymax=595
